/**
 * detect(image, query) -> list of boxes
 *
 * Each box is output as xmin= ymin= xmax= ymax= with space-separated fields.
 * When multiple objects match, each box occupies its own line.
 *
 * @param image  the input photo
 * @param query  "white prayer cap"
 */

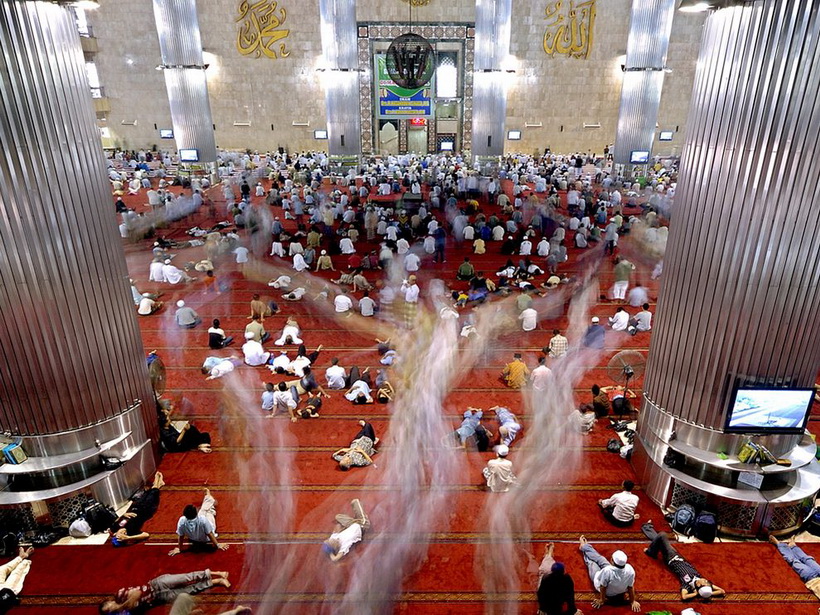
xmin=164 ymin=259 xmax=171 ymax=264
xmin=591 ymin=316 xmax=600 ymax=323
xmin=611 ymin=550 xmax=628 ymax=566
xmin=697 ymin=585 xmax=713 ymax=599
xmin=244 ymin=331 xmax=255 ymax=339
xmin=496 ymin=445 xmax=509 ymax=457
xmin=142 ymin=292 xmax=151 ymax=297
xmin=176 ymin=300 xmax=185 ymax=307
xmin=321 ymin=250 xmax=327 ymax=255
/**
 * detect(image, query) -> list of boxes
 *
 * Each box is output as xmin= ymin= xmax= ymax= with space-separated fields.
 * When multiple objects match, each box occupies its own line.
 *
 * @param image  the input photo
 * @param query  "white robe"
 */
xmin=149 ymin=261 xmax=165 ymax=282
xmin=292 ymin=253 xmax=307 ymax=272
xmin=243 ymin=340 xmax=271 ymax=366
xmin=161 ymin=264 xmax=184 ymax=284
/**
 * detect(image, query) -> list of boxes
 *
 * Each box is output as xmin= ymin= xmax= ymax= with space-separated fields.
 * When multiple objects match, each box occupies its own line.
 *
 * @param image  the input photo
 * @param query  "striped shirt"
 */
xmin=549 ymin=334 xmax=568 ymax=358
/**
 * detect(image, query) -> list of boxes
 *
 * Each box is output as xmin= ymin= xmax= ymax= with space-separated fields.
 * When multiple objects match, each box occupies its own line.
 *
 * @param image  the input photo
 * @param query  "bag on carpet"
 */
xmin=83 ymin=502 xmax=117 ymax=534
xmin=31 ymin=527 xmax=65 ymax=547
xmin=69 ymin=517 xmax=92 ymax=538
xmin=693 ymin=510 xmax=717 ymax=543
xmin=671 ymin=503 xmax=696 ymax=535
xmin=606 ymin=438 xmax=622 ymax=453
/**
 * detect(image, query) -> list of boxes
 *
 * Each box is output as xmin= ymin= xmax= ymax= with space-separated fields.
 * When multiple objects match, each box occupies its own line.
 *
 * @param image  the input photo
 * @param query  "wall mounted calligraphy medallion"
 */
xmin=543 ymin=0 xmax=596 ymax=59
xmin=236 ymin=0 xmax=291 ymax=59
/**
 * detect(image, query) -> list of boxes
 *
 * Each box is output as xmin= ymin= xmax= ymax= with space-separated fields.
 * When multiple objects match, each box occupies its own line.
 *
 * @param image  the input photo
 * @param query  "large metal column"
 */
xmin=0 ymin=0 xmax=157 ymax=512
xmin=319 ymin=0 xmax=361 ymax=165
xmin=471 ymin=0 xmax=512 ymax=163
xmin=633 ymin=0 xmax=820 ymax=536
xmin=153 ymin=0 xmax=217 ymax=163
xmin=613 ymin=0 xmax=677 ymax=165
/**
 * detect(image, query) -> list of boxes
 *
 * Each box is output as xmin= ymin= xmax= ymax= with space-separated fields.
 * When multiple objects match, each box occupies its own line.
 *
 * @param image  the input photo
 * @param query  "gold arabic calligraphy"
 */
xmin=543 ymin=0 xmax=596 ymax=59
xmin=236 ymin=0 xmax=290 ymax=59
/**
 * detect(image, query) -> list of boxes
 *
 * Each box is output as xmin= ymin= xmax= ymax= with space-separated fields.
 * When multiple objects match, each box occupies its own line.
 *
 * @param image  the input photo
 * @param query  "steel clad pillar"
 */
xmin=471 ymin=0 xmax=512 ymax=164
xmin=633 ymin=0 xmax=820 ymax=536
xmin=613 ymin=0 xmax=677 ymax=165
xmin=153 ymin=0 xmax=217 ymax=163
xmin=0 ymin=0 xmax=157 ymax=511
xmin=319 ymin=0 xmax=361 ymax=165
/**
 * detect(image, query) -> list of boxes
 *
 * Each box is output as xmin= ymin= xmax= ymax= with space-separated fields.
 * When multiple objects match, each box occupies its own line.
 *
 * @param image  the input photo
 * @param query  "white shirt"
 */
xmin=325 ymin=365 xmax=347 ymax=389
xmin=531 ymin=365 xmax=552 ymax=390
xmin=293 ymin=254 xmax=307 ymax=272
xmin=270 ymin=353 xmax=291 ymax=372
xmin=594 ymin=562 xmax=636 ymax=596
xmin=243 ymin=340 xmax=270 ymax=366
xmin=234 ymin=246 xmax=249 ymax=263
xmin=359 ymin=296 xmax=376 ymax=317
xmin=404 ymin=253 xmax=420 ymax=272
xmin=519 ymin=240 xmax=532 ymax=255
xmin=327 ymin=522 xmax=362 ymax=558
xmin=137 ymin=297 xmax=155 ymax=315
xmin=161 ymin=264 xmax=183 ymax=284
xmin=209 ymin=360 xmax=235 ymax=379
xmin=519 ymin=308 xmax=537 ymax=331
xmin=609 ymin=310 xmax=630 ymax=331
xmin=272 ymin=389 xmax=297 ymax=411
xmin=402 ymin=282 xmax=419 ymax=303
xmin=396 ymin=238 xmax=410 ymax=254
xmin=334 ymin=295 xmax=353 ymax=313
xmin=339 ymin=238 xmax=355 ymax=254
xmin=635 ymin=310 xmax=652 ymax=331
xmin=600 ymin=491 xmax=640 ymax=523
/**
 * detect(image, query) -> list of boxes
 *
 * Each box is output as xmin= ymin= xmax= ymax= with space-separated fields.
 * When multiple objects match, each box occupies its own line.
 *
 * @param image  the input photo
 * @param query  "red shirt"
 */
xmin=347 ymin=254 xmax=363 ymax=269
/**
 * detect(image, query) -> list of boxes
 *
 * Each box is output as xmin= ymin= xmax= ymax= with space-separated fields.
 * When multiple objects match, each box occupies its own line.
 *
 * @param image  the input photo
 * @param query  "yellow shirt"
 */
xmin=503 ymin=360 xmax=529 ymax=388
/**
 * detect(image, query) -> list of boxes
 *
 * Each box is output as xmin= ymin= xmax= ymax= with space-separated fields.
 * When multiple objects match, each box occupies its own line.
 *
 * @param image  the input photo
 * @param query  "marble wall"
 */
xmin=89 ymin=0 xmax=704 ymax=157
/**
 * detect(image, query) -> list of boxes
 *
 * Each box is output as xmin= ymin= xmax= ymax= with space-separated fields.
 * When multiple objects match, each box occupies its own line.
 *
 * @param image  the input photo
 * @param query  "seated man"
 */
xmin=770 ymin=535 xmax=820 ymax=599
xmin=578 ymin=536 xmax=640 ymax=611
xmin=325 ymin=358 xmax=348 ymax=390
xmin=502 ymin=353 xmax=529 ymax=388
xmin=162 ymin=259 xmax=195 ymax=284
xmin=242 ymin=331 xmax=271 ymax=366
xmin=643 ymin=521 xmax=725 ymax=601
xmin=322 ymin=499 xmax=370 ymax=561
xmin=207 ymin=319 xmax=233 ymax=349
xmin=168 ymin=489 xmax=228 ymax=556
xmin=609 ymin=307 xmax=630 ymax=332
xmin=174 ymin=301 xmax=201 ymax=329
xmin=536 ymin=543 xmax=582 ymax=615
xmin=482 ymin=445 xmax=516 ymax=492
xmin=598 ymin=480 xmax=640 ymax=526
xmin=100 ymin=569 xmax=230 ymax=614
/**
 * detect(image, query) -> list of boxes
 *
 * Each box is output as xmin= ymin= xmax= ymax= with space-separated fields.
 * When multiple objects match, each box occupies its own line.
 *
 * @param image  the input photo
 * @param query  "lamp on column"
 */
xmin=678 ymin=0 xmax=757 ymax=11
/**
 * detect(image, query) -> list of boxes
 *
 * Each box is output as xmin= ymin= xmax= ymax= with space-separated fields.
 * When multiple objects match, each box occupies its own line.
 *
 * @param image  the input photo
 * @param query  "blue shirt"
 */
xmin=176 ymin=515 xmax=214 ymax=543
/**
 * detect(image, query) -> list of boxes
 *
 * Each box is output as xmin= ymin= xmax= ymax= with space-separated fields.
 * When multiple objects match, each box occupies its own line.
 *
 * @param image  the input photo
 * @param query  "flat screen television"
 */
xmin=159 ymin=129 xmax=174 ymax=139
xmin=179 ymin=148 xmax=199 ymax=162
xmin=724 ymin=387 xmax=816 ymax=434
xmin=313 ymin=130 xmax=328 ymax=140
xmin=658 ymin=130 xmax=673 ymax=141
xmin=630 ymin=150 xmax=650 ymax=164
xmin=440 ymin=140 xmax=454 ymax=151
xmin=507 ymin=130 xmax=522 ymax=140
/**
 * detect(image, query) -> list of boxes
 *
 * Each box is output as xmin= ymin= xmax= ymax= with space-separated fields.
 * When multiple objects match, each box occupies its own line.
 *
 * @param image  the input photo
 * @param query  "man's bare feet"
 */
xmin=153 ymin=472 xmax=166 ymax=489
xmin=316 ymin=345 xmax=324 ymax=352
xmin=579 ymin=535 xmax=588 ymax=549
xmin=18 ymin=547 xmax=33 ymax=559
xmin=633 ymin=513 xmax=640 ymax=520
xmin=768 ymin=535 xmax=780 ymax=545
xmin=213 ymin=577 xmax=232 ymax=589
xmin=204 ymin=488 xmax=211 ymax=498
xmin=546 ymin=542 xmax=554 ymax=557
xmin=212 ymin=570 xmax=229 ymax=579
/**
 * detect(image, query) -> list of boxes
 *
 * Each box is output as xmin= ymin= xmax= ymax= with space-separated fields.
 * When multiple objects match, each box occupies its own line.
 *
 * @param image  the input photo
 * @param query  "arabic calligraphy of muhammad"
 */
xmin=543 ymin=0 xmax=596 ymax=59
xmin=236 ymin=0 xmax=291 ymax=59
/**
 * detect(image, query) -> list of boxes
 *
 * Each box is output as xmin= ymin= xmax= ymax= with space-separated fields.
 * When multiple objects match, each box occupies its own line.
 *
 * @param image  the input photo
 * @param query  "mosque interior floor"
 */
xmin=15 ymin=177 xmax=820 ymax=614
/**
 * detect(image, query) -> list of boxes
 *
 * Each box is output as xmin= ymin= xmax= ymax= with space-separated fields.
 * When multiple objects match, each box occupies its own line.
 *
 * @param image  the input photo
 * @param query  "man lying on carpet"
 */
xmin=168 ymin=594 xmax=250 ymax=615
xmin=332 ymin=421 xmax=379 ymax=471
xmin=641 ymin=521 xmax=725 ymax=602
xmin=770 ymin=534 xmax=820 ymax=599
xmin=578 ymin=536 xmax=640 ymax=611
xmin=322 ymin=499 xmax=370 ymax=562
xmin=0 ymin=546 xmax=34 ymax=613
xmin=99 ymin=569 xmax=231 ymax=614
xmin=108 ymin=472 xmax=165 ymax=546
xmin=169 ymin=489 xmax=228 ymax=556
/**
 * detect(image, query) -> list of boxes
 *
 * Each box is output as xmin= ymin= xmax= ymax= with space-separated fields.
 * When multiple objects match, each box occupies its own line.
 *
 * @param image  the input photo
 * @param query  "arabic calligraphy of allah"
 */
xmin=543 ymin=0 xmax=596 ymax=59
xmin=236 ymin=0 xmax=291 ymax=59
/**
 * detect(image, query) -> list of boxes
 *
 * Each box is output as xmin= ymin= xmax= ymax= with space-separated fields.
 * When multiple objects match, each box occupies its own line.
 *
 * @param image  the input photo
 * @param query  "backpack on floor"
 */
xmin=671 ymin=503 xmax=696 ymax=536
xmin=83 ymin=502 xmax=117 ymax=534
xmin=693 ymin=510 xmax=718 ymax=543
